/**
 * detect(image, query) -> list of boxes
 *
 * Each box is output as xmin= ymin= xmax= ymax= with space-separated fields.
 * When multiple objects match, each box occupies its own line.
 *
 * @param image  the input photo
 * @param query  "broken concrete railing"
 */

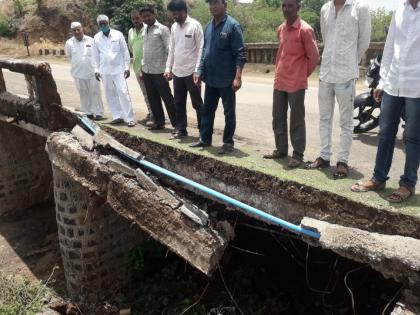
xmin=46 ymin=129 xmax=234 ymax=306
xmin=0 ymin=60 xmax=78 ymax=132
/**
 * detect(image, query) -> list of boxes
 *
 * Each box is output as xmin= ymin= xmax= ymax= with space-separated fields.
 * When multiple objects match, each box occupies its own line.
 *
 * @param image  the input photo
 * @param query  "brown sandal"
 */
xmin=351 ymin=179 xmax=386 ymax=192
xmin=333 ymin=162 xmax=349 ymax=179
xmin=386 ymin=186 xmax=414 ymax=203
xmin=305 ymin=157 xmax=330 ymax=169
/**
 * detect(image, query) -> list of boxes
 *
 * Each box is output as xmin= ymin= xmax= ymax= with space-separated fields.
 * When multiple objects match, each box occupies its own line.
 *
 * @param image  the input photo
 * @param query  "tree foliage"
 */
xmin=90 ymin=0 xmax=167 ymax=35
xmin=88 ymin=0 xmax=391 ymax=43
xmin=0 ymin=15 xmax=15 ymax=37
xmin=371 ymin=8 xmax=392 ymax=42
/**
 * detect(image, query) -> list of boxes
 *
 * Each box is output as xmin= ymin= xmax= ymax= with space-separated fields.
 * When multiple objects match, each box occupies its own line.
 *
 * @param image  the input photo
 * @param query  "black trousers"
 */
xmin=200 ymin=85 xmax=236 ymax=145
xmin=142 ymin=72 xmax=176 ymax=127
xmin=173 ymin=74 xmax=203 ymax=132
xmin=272 ymin=89 xmax=306 ymax=160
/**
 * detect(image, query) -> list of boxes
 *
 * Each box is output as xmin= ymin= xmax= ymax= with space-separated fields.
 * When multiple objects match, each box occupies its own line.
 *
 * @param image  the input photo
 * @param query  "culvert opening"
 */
xmin=118 ymin=214 xmax=401 ymax=315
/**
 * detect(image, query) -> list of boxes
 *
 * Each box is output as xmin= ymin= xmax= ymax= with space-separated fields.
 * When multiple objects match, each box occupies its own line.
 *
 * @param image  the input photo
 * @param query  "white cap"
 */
xmin=97 ymin=14 xmax=109 ymax=24
xmin=70 ymin=22 xmax=82 ymax=29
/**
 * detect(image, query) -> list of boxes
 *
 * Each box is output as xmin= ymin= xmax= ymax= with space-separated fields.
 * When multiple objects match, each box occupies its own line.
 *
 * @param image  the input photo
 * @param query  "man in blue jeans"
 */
xmin=190 ymin=0 xmax=246 ymax=154
xmin=351 ymin=0 xmax=420 ymax=203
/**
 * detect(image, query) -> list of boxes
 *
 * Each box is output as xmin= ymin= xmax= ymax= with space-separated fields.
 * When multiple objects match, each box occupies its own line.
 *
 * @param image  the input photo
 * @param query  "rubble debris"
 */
xmin=135 ymin=168 xmax=158 ymax=192
xmin=180 ymin=202 xmax=209 ymax=227
xmin=93 ymin=129 xmax=142 ymax=160
xmin=99 ymin=155 xmax=136 ymax=177
xmin=71 ymin=125 xmax=94 ymax=151
xmin=47 ymin=132 xmax=234 ymax=275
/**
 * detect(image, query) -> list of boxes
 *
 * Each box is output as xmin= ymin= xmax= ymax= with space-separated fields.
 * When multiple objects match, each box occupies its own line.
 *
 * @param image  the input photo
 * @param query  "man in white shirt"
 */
xmin=352 ymin=0 xmax=420 ymax=203
xmin=306 ymin=0 xmax=371 ymax=179
xmin=65 ymin=22 xmax=104 ymax=120
xmin=92 ymin=14 xmax=136 ymax=127
xmin=164 ymin=0 xmax=204 ymax=139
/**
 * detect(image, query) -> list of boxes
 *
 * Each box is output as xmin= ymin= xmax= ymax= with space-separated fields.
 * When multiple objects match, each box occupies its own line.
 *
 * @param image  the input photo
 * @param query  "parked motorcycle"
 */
xmin=353 ymin=54 xmax=382 ymax=133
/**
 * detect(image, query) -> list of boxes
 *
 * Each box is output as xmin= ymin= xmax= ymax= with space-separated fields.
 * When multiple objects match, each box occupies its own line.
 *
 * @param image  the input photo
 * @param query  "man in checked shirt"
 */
xmin=141 ymin=5 xmax=176 ymax=131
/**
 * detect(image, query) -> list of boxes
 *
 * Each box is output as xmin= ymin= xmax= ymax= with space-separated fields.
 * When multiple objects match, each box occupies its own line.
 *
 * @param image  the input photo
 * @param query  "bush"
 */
xmin=0 ymin=15 xmax=15 ymax=38
xmin=89 ymin=0 xmax=166 ymax=35
xmin=191 ymin=0 xmax=283 ymax=43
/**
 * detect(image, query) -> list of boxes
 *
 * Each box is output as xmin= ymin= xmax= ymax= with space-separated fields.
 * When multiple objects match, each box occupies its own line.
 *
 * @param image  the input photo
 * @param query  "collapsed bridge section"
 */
xmin=0 ymin=59 xmax=419 ymax=314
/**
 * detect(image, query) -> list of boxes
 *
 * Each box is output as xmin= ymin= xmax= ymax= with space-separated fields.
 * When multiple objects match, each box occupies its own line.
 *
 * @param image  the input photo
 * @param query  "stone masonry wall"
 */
xmin=0 ymin=121 xmax=52 ymax=215
xmin=53 ymin=167 xmax=145 ymax=309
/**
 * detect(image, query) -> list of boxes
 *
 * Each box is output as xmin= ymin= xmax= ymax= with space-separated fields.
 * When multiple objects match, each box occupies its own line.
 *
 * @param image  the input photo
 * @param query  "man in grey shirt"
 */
xmin=140 ymin=5 xmax=176 ymax=130
xmin=306 ymin=0 xmax=371 ymax=178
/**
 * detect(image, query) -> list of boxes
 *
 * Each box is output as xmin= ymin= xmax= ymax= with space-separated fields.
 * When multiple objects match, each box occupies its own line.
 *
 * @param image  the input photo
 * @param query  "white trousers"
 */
xmin=135 ymin=72 xmax=152 ymax=116
xmin=74 ymin=78 xmax=104 ymax=116
xmin=102 ymin=73 xmax=134 ymax=122
xmin=318 ymin=79 xmax=355 ymax=164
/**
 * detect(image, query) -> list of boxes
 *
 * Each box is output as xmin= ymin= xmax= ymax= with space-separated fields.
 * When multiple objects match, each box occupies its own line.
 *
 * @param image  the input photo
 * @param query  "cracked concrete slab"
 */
xmin=47 ymin=132 xmax=234 ymax=275
xmin=301 ymin=217 xmax=420 ymax=293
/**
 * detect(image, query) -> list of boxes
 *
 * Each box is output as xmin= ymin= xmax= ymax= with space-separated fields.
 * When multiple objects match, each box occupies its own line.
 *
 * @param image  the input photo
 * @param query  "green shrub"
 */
xmin=0 ymin=16 xmax=15 ymax=38
xmin=89 ymin=0 xmax=166 ymax=35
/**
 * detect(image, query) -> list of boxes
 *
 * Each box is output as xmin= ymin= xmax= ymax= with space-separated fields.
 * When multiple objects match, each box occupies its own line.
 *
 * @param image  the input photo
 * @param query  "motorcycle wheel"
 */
xmin=353 ymin=100 xmax=381 ymax=134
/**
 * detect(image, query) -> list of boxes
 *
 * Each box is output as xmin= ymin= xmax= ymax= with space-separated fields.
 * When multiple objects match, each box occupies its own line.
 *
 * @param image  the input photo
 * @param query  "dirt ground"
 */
xmin=0 ymin=203 xmax=66 ymax=293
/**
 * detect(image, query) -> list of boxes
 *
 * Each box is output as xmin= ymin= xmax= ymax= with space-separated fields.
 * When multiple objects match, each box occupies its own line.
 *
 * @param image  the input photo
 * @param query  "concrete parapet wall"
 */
xmin=245 ymin=42 xmax=385 ymax=66
xmin=0 ymin=121 xmax=52 ymax=215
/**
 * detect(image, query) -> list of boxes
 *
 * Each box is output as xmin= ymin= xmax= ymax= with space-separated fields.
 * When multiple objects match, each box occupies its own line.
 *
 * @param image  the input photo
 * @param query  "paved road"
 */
xmin=2 ymin=59 xmax=407 ymax=183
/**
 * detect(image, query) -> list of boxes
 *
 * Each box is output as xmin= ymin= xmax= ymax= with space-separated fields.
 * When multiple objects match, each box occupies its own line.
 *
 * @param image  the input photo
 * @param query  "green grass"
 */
xmin=102 ymin=124 xmax=420 ymax=217
xmin=0 ymin=273 xmax=49 ymax=315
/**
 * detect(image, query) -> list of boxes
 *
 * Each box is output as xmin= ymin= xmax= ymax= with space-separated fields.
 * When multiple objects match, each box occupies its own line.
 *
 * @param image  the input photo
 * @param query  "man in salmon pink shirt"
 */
xmin=264 ymin=0 xmax=319 ymax=167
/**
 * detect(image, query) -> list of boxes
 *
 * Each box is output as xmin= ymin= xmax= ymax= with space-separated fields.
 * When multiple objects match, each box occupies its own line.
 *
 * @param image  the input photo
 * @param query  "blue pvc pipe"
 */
xmin=79 ymin=118 xmax=320 ymax=239
xmin=139 ymin=160 xmax=321 ymax=239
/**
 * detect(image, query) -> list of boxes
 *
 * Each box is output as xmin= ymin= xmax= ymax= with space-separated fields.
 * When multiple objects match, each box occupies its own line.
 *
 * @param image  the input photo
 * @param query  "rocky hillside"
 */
xmin=1 ymin=0 xmax=97 ymax=43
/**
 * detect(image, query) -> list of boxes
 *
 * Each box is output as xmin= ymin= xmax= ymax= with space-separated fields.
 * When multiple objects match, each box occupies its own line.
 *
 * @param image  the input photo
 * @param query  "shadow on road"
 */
xmin=199 ymin=146 xmax=250 ymax=158
xmin=353 ymin=132 xmax=405 ymax=150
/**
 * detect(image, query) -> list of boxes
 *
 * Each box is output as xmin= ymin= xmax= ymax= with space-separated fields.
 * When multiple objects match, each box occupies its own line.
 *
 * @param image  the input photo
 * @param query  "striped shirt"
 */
xmin=319 ymin=0 xmax=371 ymax=83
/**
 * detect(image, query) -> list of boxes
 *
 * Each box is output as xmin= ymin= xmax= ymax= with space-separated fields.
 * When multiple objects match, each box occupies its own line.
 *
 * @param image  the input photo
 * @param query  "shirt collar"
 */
xmin=213 ymin=14 xmax=228 ymax=26
xmin=100 ymin=28 xmax=113 ymax=38
xmin=149 ymin=20 xmax=159 ymax=28
xmin=331 ymin=0 xmax=353 ymax=6
xmin=404 ymin=0 xmax=420 ymax=9
xmin=286 ymin=17 xmax=301 ymax=29
xmin=132 ymin=24 xmax=145 ymax=34
xmin=74 ymin=35 xmax=86 ymax=42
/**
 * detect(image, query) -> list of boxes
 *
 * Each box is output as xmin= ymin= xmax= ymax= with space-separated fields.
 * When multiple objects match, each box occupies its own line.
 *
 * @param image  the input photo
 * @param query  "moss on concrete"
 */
xmin=101 ymin=123 xmax=420 ymax=217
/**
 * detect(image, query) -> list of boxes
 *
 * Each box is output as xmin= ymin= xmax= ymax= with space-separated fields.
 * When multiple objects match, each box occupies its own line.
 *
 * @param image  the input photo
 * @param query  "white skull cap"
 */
xmin=97 ymin=14 xmax=109 ymax=24
xmin=71 ymin=22 xmax=82 ymax=29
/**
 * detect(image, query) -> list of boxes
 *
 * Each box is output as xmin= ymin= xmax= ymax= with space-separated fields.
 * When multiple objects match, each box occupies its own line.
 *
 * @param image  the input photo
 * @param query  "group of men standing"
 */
xmin=65 ymin=0 xmax=245 ymax=155
xmin=265 ymin=0 xmax=420 ymax=202
xmin=65 ymin=0 xmax=420 ymax=202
